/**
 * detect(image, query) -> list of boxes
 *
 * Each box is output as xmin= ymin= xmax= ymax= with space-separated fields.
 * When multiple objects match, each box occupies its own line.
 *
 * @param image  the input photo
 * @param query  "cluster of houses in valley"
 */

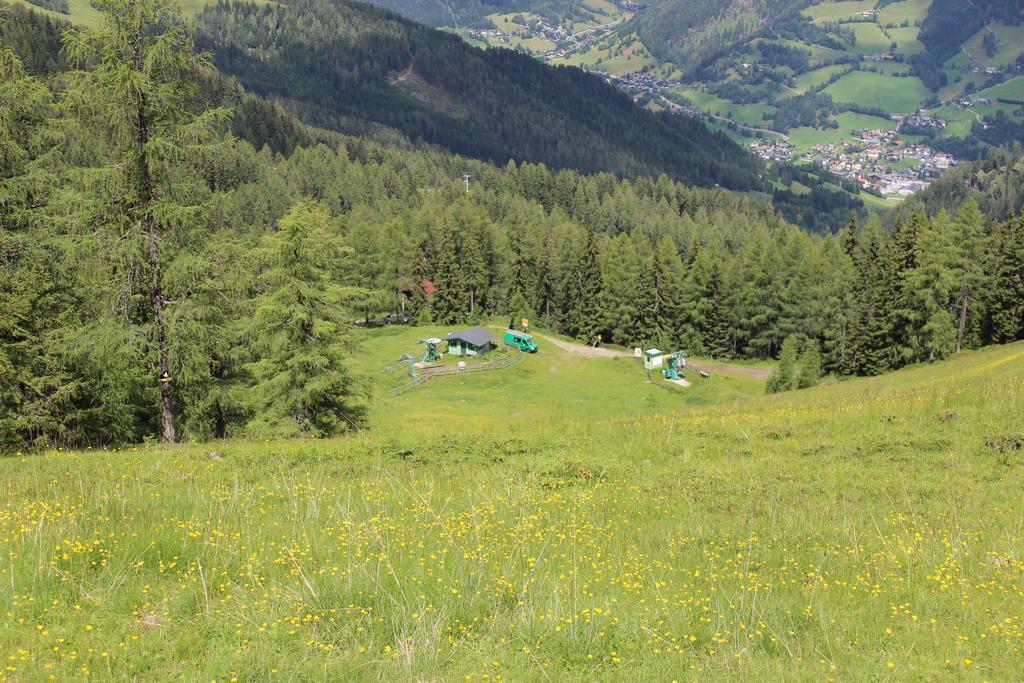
xmin=466 ymin=19 xmax=571 ymax=48
xmin=612 ymin=71 xmax=678 ymax=94
xmin=747 ymin=139 xmax=793 ymax=162
xmin=747 ymin=126 xmax=956 ymax=198
xmin=898 ymin=113 xmax=946 ymax=130
xmin=798 ymin=128 xmax=955 ymax=197
xmin=952 ymin=95 xmax=998 ymax=109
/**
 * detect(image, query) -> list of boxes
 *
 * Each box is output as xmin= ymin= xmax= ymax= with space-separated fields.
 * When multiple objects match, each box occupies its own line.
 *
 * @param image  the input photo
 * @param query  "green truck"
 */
xmin=504 ymin=329 xmax=538 ymax=352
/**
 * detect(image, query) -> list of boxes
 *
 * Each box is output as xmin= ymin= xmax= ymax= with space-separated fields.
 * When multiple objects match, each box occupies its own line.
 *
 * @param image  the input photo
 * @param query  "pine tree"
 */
xmin=634 ymin=237 xmax=682 ymax=350
xmin=987 ymin=215 xmax=1024 ymax=343
xmin=796 ymin=341 xmax=822 ymax=389
xmin=767 ymin=335 xmax=799 ymax=393
xmin=841 ymin=212 xmax=858 ymax=257
xmin=905 ymin=212 xmax=958 ymax=362
xmin=453 ymin=201 xmax=493 ymax=316
xmin=245 ymin=201 xmax=364 ymax=437
xmin=598 ymin=234 xmax=641 ymax=345
xmin=848 ymin=219 xmax=891 ymax=375
xmin=702 ymin=262 xmax=732 ymax=358
xmin=431 ymin=229 xmax=466 ymax=325
xmin=887 ymin=213 xmax=924 ymax=368
xmin=949 ymin=200 xmax=986 ymax=352
xmin=535 ymin=230 xmax=556 ymax=321
xmin=63 ymin=0 xmax=227 ymax=442
xmin=563 ymin=231 xmax=603 ymax=344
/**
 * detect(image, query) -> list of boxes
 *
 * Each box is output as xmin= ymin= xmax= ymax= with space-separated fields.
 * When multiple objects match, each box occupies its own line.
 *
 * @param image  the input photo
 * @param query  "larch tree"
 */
xmin=62 ymin=0 xmax=226 ymax=442
xmin=245 ymin=201 xmax=365 ymax=437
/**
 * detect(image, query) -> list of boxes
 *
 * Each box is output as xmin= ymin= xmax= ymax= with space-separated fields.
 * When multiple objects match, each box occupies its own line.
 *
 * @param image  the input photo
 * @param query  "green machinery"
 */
xmin=662 ymin=350 xmax=686 ymax=381
xmin=418 ymin=338 xmax=442 ymax=364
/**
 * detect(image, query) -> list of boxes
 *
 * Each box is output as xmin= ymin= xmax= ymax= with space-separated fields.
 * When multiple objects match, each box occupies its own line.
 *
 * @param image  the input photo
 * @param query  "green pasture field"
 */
xmin=788 ymin=111 xmax=897 ymax=151
xmin=961 ymin=22 xmax=1024 ymax=68
xmin=794 ymin=64 xmax=852 ymax=92
xmin=823 ymin=70 xmax=930 ymax=112
xmin=3 ymin=325 xmax=1023 ymax=680
xmin=878 ymin=0 xmax=931 ymax=25
xmin=802 ymin=0 xmax=877 ymax=23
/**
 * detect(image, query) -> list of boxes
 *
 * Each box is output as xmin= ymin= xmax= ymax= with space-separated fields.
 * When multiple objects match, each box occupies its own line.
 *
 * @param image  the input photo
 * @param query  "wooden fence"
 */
xmin=387 ymin=352 xmax=524 ymax=396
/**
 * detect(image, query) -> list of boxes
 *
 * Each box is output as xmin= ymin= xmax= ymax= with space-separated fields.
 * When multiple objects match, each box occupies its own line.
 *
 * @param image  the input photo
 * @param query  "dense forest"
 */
xmin=192 ymin=0 xmax=764 ymax=191
xmin=2 ymin=0 xmax=1023 ymax=452
xmin=631 ymin=0 xmax=804 ymax=73
xmin=191 ymin=0 xmax=867 ymax=233
xmin=354 ymin=0 xmax=597 ymax=29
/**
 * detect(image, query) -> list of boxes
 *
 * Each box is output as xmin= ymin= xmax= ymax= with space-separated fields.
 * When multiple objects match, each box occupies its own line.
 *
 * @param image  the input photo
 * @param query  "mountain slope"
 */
xmin=194 ymin=0 xmax=765 ymax=191
xmin=631 ymin=0 xmax=805 ymax=73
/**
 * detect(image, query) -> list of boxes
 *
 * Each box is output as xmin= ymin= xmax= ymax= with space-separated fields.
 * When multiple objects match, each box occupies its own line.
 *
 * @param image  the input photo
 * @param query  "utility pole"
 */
xmin=463 ymin=173 xmax=471 ymax=193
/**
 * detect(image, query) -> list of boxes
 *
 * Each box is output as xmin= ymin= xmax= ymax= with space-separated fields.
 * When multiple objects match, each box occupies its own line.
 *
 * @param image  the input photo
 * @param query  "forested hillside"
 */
xmin=193 ymin=0 xmax=764 ymax=190
xmin=894 ymin=144 xmax=1024 ymax=223
xmin=631 ymin=0 xmax=804 ymax=72
xmin=3 ymin=0 xmax=1023 ymax=451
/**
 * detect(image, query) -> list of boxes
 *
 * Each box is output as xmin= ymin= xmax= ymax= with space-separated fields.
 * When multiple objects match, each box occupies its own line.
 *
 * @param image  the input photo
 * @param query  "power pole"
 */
xmin=463 ymin=173 xmax=471 ymax=193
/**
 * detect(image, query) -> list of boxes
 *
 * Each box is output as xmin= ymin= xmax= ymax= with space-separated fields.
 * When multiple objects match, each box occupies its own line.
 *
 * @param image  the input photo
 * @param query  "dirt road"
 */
xmin=536 ymin=334 xmax=631 ymax=358
xmin=536 ymin=334 xmax=774 ymax=378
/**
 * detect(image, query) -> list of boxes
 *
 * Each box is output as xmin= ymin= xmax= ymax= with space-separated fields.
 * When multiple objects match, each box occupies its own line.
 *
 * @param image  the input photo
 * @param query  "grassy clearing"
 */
xmin=2 ymin=335 xmax=1023 ymax=680
xmin=977 ymin=75 xmax=1024 ymax=102
xmin=849 ymin=23 xmax=895 ymax=55
xmin=878 ymin=0 xmax=931 ymax=25
xmin=823 ymin=70 xmax=930 ymax=112
xmin=555 ymin=34 xmax=655 ymax=75
xmin=961 ymin=22 xmax=1024 ymax=68
xmin=802 ymin=0 xmax=877 ymax=23
xmin=788 ymin=111 xmax=897 ymax=151
xmin=672 ymin=89 xmax=776 ymax=127
xmin=794 ymin=64 xmax=851 ymax=92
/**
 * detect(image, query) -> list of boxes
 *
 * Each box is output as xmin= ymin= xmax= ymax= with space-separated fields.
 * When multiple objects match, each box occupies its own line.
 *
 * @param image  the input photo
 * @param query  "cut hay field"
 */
xmin=3 ymin=327 xmax=1024 ymax=680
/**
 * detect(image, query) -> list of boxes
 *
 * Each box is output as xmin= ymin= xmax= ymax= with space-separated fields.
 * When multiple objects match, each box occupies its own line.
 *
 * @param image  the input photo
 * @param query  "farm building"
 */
xmin=445 ymin=328 xmax=496 ymax=356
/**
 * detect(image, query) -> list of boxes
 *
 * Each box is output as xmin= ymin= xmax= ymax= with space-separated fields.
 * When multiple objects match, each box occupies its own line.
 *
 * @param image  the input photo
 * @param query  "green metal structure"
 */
xmin=419 ymin=338 xmax=441 ymax=364
xmin=662 ymin=350 xmax=686 ymax=381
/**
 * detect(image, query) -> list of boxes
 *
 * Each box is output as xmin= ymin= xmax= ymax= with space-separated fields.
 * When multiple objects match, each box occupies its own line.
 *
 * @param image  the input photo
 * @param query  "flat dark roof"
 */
xmin=444 ymin=328 xmax=495 ymax=347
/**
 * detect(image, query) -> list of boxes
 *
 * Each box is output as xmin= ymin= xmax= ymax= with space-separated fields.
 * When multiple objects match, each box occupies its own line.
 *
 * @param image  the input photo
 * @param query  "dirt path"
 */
xmin=536 ymin=334 xmax=775 ymax=378
xmin=686 ymin=361 xmax=773 ymax=379
xmin=536 ymin=334 xmax=631 ymax=358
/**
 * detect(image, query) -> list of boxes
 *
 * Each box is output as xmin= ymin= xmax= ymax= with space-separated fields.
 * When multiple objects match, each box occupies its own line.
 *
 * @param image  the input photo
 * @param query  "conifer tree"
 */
xmin=62 ymin=0 xmax=227 ymax=442
xmin=841 ymin=212 xmax=858 ymax=257
xmin=563 ymin=231 xmax=603 ymax=344
xmin=431 ymin=229 xmax=466 ymax=324
xmin=535 ymin=230 xmax=556 ymax=321
xmin=598 ymin=234 xmax=641 ymax=345
xmin=848 ymin=219 xmax=891 ymax=375
xmin=702 ymin=262 xmax=732 ymax=358
xmin=245 ymin=201 xmax=364 ymax=437
xmin=634 ymin=237 xmax=682 ymax=350
xmin=987 ymin=215 xmax=1024 ymax=343
xmin=949 ymin=200 xmax=986 ymax=352
xmin=767 ymin=335 xmax=799 ymax=393
xmin=796 ymin=341 xmax=823 ymax=389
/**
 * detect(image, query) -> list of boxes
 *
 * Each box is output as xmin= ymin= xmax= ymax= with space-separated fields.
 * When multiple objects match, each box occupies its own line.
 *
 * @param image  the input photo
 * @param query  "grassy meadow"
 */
xmin=823 ymin=71 xmax=931 ymax=113
xmin=2 ymin=330 xmax=1024 ymax=680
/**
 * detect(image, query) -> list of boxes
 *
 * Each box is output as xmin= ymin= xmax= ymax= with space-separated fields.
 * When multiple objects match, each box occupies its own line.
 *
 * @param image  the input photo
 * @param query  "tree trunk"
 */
xmin=133 ymin=35 xmax=175 ymax=443
xmin=149 ymin=214 xmax=175 ymax=443
xmin=956 ymin=291 xmax=969 ymax=354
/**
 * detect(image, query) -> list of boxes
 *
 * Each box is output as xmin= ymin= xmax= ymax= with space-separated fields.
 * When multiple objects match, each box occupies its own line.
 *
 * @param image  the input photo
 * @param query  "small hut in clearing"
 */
xmin=444 ymin=328 xmax=496 ymax=356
